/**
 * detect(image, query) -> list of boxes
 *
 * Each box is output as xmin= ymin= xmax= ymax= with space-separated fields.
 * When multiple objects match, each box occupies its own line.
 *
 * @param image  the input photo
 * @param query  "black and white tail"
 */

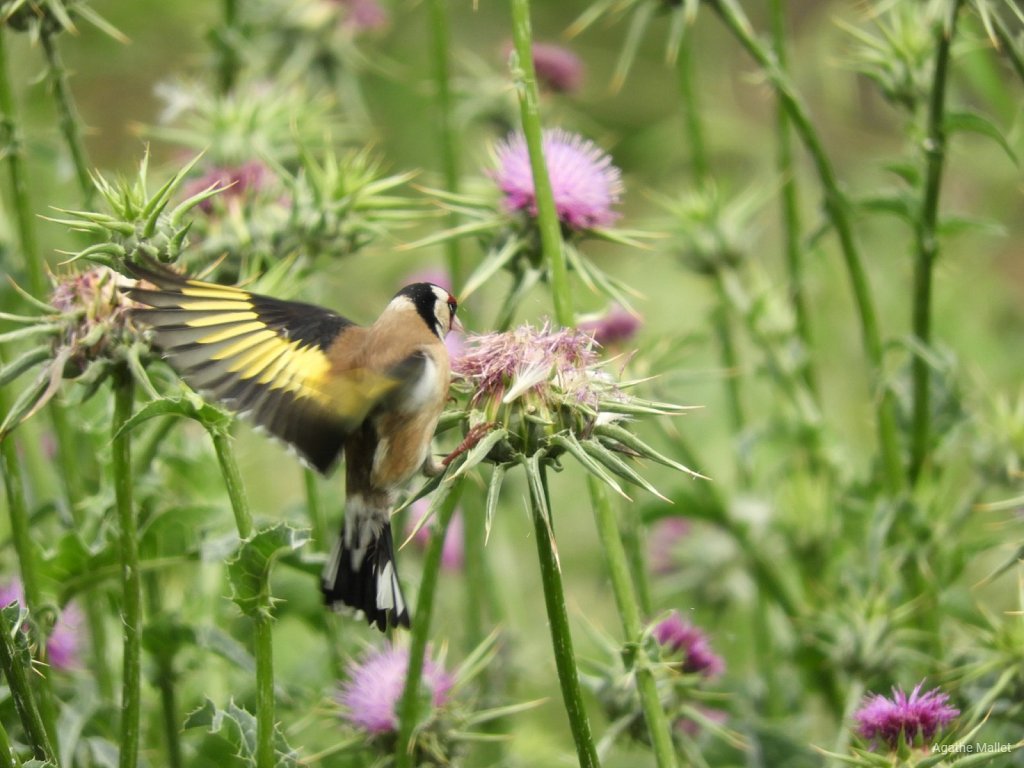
xmin=321 ymin=510 xmax=410 ymax=631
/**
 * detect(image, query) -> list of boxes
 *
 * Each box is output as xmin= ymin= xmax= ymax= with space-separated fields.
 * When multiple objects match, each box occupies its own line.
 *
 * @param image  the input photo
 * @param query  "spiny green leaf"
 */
xmin=549 ymin=433 xmax=629 ymax=500
xmin=594 ymin=423 xmax=706 ymax=478
xmin=580 ymin=439 xmax=669 ymax=502
xmin=184 ymin=698 xmax=298 ymax=766
xmin=227 ymin=524 xmax=310 ymax=617
xmin=0 ymin=347 xmax=50 ymax=388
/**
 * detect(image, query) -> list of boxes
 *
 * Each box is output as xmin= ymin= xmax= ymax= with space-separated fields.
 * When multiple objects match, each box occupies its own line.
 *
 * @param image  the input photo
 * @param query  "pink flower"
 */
xmin=854 ymin=682 xmax=959 ymax=750
xmin=333 ymin=0 xmax=389 ymax=32
xmin=653 ymin=611 xmax=724 ymax=679
xmin=491 ymin=128 xmax=623 ymax=230
xmin=503 ymin=42 xmax=585 ymax=94
xmin=579 ymin=305 xmax=643 ymax=347
xmin=183 ymin=161 xmax=270 ymax=213
xmin=338 ymin=645 xmax=453 ymax=734
xmin=406 ymin=499 xmax=464 ymax=571
xmin=0 ymin=580 xmax=82 ymax=671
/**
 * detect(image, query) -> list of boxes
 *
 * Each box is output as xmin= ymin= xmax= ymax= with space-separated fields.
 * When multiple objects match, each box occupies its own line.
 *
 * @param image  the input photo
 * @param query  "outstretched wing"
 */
xmin=128 ymin=264 xmax=396 ymax=473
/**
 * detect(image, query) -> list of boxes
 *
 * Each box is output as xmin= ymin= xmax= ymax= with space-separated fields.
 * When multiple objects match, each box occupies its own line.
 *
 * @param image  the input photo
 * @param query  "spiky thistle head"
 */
xmin=854 ymin=682 xmax=959 ymax=751
xmin=491 ymin=128 xmax=622 ymax=231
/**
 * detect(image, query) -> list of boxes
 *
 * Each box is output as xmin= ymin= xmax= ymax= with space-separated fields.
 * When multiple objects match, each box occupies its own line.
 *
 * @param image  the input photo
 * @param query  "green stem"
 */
xmin=528 ymin=464 xmax=600 ymax=768
xmin=769 ymin=0 xmax=817 ymax=400
xmin=509 ymin=0 xmax=573 ymax=327
xmin=1 ymin=27 xmax=112 ymax=701
xmin=588 ymin=478 xmax=677 ymax=768
xmin=0 ymin=717 xmax=23 ymax=768
xmin=708 ymin=0 xmax=904 ymax=494
xmin=711 ymin=269 xmax=749 ymax=483
xmin=0 ymin=31 xmax=44 ymax=296
xmin=395 ymin=485 xmax=463 ymax=768
xmin=210 ymin=428 xmax=254 ymax=539
xmin=303 ymin=468 xmax=327 ymax=550
xmin=460 ymin=487 xmax=485 ymax=651
xmin=993 ymin=13 xmax=1024 ymax=85
xmin=40 ymin=30 xmax=94 ymax=207
xmin=620 ymin=496 xmax=653 ymax=617
xmin=909 ymin=0 xmax=963 ymax=485
xmin=676 ymin=36 xmax=710 ymax=186
xmin=113 ymin=367 xmax=141 ymax=768
xmin=208 ymin=426 xmax=274 ymax=768
xmin=427 ymin=0 xmax=464 ymax=291
xmin=253 ymin=616 xmax=274 ymax=768
xmin=0 ymin=608 xmax=55 ymax=764
xmin=0 ymin=369 xmax=61 ymax=760
xmin=303 ymin=468 xmax=345 ymax=679
xmin=219 ymin=0 xmax=240 ymax=95
xmin=144 ymin=575 xmax=183 ymax=768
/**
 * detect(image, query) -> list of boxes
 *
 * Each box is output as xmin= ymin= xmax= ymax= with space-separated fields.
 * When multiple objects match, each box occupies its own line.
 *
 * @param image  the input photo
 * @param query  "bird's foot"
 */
xmin=442 ymin=422 xmax=498 ymax=467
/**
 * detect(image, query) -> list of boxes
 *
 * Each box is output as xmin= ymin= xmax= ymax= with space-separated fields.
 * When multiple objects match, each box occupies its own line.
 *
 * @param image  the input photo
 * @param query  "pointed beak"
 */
xmin=451 ymin=315 xmax=464 ymax=333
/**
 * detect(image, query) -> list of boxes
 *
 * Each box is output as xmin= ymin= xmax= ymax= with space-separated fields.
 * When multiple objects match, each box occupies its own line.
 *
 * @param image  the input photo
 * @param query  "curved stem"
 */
xmin=395 ymin=484 xmax=463 ymax=768
xmin=769 ymin=0 xmax=817 ymax=400
xmin=427 ymin=0 xmax=464 ymax=291
xmin=588 ymin=478 xmax=677 ymax=768
xmin=529 ymin=464 xmax=600 ymax=768
xmin=40 ymin=30 xmax=94 ymax=207
xmin=909 ymin=0 xmax=963 ymax=484
xmin=509 ymin=0 xmax=573 ymax=327
xmin=707 ymin=0 xmax=903 ymax=494
xmin=113 ymin=367 xmax=141 ymax=768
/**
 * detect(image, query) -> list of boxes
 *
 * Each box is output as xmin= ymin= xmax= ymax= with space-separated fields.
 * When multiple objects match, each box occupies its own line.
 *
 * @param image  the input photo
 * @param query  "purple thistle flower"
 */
xmin=579 ymin=305 xmax=643 ymax=347
xmin=406 ymin=499 xmax=465 ymax=571
xmin=183 ymin=161 xmax=270 ymax=214
xmin=453 ymin=322 xmax=607 ymax=412
xmin=491 ymin=128 xmax=623 ymax=231
xmin=502 ymin=42 xmax=585 ymax=94
xmin=854 ymin=682 xmax=959 ymax=751
xmin=0 ymin=580 xmax=82 ymax=671
xmin=338 ymin=645 xmax=453 ymax=735
xmin=653 ymin=611 xmax=725 ymax=679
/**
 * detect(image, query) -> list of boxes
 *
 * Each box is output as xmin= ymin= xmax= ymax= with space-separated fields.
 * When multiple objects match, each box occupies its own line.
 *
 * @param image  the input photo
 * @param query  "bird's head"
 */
xmin=391 ymin=282 xmax=461 ymax=340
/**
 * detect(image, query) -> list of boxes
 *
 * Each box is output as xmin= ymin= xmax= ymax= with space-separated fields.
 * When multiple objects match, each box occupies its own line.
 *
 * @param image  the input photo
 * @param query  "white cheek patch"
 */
xmin=401 ymin=354 xmax=440 ymax=413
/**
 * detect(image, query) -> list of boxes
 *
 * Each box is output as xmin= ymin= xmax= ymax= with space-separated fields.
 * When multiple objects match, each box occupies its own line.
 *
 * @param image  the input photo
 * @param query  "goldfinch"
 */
xmin=128 ymin=265 xmax=459 ymax=631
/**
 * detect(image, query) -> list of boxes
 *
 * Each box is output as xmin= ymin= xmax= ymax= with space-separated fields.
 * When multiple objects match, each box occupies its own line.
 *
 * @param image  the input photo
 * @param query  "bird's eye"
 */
xmin=447 ymin=298 xmax=457 ymax=315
